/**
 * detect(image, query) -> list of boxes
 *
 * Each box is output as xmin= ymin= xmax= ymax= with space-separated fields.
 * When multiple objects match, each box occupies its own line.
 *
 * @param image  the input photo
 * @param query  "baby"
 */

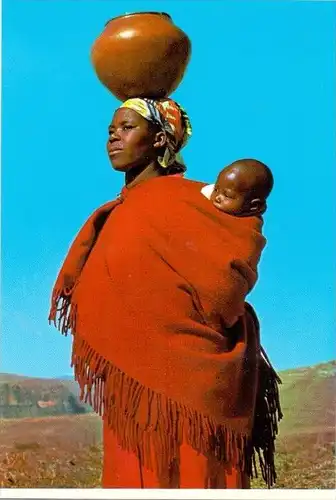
xmin=201 ymin=159 xmax=274 ymax=217
xmin=199 ymin=158 xmax=273 ymax=329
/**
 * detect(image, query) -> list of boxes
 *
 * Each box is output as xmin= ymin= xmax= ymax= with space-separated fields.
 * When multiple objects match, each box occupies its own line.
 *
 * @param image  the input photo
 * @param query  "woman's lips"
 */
xmin=108 ymin=148 xmax=123 ymax=156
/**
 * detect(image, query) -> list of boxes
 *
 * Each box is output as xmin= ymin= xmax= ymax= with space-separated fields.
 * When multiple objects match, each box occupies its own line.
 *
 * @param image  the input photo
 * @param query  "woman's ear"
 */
xmin=250 ymin=198 xmax=266 ymax=215
xmin=153 ymin=131 xmax=167 ymax=149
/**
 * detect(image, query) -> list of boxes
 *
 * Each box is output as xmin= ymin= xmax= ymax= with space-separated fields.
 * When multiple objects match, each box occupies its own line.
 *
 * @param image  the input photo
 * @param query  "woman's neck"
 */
xmin=125 ymin=161 xmax=163 ymax=189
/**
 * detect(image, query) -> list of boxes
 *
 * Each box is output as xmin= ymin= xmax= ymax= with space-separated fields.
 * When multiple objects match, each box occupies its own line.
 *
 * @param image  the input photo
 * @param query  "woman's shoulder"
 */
xmin=124 ymin=176 xmax=208 ymax=214
xmin=138 ymin=175 xmax=207 ymax=196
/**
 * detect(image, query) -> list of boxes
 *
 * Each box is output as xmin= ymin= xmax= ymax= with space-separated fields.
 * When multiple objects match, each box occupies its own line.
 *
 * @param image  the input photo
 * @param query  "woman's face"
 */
xmin=107 ymin=108 xmax=157 ymax=172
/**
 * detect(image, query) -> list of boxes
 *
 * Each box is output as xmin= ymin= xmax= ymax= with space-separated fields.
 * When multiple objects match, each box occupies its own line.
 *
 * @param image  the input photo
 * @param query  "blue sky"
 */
xmin=2 ymin=1 xmax=335 ymax=378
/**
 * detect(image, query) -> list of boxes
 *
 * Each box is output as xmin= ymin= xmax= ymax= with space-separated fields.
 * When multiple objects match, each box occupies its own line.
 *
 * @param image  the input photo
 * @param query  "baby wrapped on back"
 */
xmin=101 ymin=159 xmax=273 ymax=334
xmin=198 ymin=158 xmax=274 ymax=328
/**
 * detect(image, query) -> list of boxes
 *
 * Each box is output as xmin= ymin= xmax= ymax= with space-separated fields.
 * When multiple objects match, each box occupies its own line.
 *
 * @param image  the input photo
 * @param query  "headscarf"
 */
xmin=119 ymin=97 xmax=192 ymax=171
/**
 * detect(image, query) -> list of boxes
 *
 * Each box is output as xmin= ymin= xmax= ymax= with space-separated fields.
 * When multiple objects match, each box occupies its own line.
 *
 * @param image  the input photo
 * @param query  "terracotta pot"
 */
xmin=91 ymin=12 xmax=191 ymax=101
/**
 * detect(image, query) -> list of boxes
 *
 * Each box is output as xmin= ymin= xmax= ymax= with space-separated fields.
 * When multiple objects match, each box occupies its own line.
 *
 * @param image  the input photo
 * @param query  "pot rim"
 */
xmin=105 ymin=12 xmax=172 ymax=27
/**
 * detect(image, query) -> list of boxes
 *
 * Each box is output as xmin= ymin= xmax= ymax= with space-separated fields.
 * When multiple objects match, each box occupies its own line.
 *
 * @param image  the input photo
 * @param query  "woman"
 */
xmin=49 ymin=97 xmax=281 ymax=489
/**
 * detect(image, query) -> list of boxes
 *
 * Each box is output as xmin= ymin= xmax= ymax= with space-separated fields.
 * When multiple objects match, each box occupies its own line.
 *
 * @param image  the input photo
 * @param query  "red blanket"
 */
xmin=49 ymin=175 xmax=281 ymax=487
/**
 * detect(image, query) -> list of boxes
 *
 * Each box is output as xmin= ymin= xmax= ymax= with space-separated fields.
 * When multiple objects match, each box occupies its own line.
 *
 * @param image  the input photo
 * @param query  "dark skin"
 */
xmin=210 ymin=160 xmax=272 ymax=217
xmin=107 ymin=108 xmax=167 ymax=189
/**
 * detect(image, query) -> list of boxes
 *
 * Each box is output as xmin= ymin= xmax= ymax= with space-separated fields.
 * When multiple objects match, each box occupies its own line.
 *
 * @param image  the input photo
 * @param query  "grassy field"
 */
xmin=0 ymin=415 xmax=102 ymax=488
xmin=1 ymin=361 xmax=335 ymax=489
xmin=0 ymin=414 xmax=335 ymax=488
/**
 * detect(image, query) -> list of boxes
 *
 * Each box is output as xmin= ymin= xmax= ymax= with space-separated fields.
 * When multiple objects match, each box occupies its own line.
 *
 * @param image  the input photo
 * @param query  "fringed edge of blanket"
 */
xmin=72 ymin=334 xmax=251 ymax=476
xmin=49 ymin=288 xmax=76 ymax=334
xmin=249 ymin=347 xmax=283 ymax=487
xmin=49 ymin=292 xmax=282 ymax=488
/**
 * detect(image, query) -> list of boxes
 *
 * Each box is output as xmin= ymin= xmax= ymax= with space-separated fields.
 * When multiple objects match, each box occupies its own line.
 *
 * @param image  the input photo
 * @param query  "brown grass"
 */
xmin=0 ymin=415 xmax=335 ymax=488
xmin=0 ymin=415 xmax=102 ymax=488
xmin=252 ymin=430 xmax=336 ymax=489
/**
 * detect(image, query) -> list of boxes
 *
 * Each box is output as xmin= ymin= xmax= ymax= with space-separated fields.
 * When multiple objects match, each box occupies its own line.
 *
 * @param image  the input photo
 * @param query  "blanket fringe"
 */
xmin=249 ymin=346 xmax=283 ymax=487
xmin=48 ymin=287 xmax=77 ymax=335
xmin=71 ymin=333 xmax=250 ymax=478
xmin=49 ymin=293 xmax=282 ymax=488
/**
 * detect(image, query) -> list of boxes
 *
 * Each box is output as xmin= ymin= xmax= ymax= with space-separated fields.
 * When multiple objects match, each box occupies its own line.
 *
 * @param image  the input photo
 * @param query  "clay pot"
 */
xmin=91 ymin=12 xmax=191 ymax=101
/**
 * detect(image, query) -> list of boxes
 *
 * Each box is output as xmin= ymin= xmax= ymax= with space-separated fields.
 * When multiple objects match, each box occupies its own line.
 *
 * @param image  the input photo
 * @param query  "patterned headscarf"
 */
xmin=119 ymin=97 xmax=192 ymax=170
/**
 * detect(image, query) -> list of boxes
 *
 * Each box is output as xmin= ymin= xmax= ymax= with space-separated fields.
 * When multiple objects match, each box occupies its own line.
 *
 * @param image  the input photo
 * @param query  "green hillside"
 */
xmin=251 ymin=360 xmax=336 ymax=488
xmin=277 ymin=360 xmax=335 ymax=436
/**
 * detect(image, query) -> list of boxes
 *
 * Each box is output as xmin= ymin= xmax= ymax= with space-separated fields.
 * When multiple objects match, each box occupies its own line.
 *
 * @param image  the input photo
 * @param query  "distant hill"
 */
xmin=277 ymin=360 xmax=335 ymax=437
xmin=0 ymin=373 xmax=91 ymax=418
xmin=0 ymin=360 xmax=335 ymax=425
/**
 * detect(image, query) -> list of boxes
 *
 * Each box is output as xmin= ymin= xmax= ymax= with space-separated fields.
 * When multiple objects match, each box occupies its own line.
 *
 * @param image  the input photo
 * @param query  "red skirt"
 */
xmin=102 ymin=420 xmax=250 ymax=489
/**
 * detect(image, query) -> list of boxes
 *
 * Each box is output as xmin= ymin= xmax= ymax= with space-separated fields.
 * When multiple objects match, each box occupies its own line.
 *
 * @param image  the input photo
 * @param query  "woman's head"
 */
xmin=107 ymin=98 xmax=192 ymax=175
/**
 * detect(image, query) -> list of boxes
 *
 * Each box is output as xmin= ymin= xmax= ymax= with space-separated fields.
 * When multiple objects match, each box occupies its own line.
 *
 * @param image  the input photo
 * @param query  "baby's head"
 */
xmin=210 ymin=159 xmax=274 ymax=217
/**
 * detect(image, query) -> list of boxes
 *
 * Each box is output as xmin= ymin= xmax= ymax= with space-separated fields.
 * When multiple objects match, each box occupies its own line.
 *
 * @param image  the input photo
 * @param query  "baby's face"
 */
xmin=210 ymin=167 xmax=253 ymax=215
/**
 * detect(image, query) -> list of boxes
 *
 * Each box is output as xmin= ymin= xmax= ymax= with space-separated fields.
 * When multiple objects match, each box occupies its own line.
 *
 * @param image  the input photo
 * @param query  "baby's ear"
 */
xmin=250 ymin=198 xmax=266 ymax=215
xmin=153 ymin=131 xmax=167 ymax=149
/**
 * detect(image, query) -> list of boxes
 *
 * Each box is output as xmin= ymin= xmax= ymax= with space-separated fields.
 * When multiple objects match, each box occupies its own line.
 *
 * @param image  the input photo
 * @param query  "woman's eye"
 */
xmin=122 ymin=125 xmax=133 ymax=130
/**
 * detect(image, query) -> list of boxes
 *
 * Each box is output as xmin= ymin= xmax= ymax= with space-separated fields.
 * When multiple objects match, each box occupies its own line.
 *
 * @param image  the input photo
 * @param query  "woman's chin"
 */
xmin=109 ymin=159 xmax=146 ymax=174
xmin=109 ymin=159 xmax=129 ymax=172
xmin=111 ymin=163 xmax=127 ymax=172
